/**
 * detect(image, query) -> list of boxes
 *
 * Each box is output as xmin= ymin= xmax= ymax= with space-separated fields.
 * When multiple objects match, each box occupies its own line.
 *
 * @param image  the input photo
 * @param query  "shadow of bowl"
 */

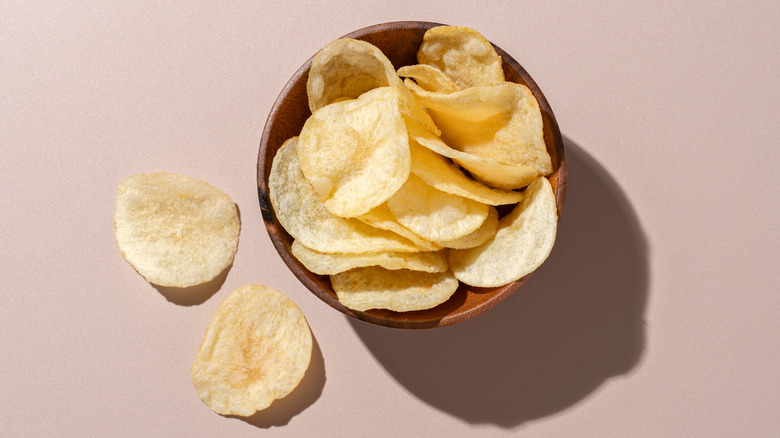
xmin=349 ymin=139 xmax=649 ymax=426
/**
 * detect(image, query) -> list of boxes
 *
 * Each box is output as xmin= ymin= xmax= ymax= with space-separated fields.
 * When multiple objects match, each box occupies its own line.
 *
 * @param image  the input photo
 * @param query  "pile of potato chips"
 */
xmin=269 ymin=26 xmax=559 ymax=313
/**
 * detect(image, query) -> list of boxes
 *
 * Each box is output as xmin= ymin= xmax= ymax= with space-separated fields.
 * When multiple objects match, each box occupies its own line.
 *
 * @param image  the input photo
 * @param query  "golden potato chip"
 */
xmin=298 ymin=87 xmax=410 ymax=218
xmin=449 ymin=177 xmax=557 ymax=287
xmin=417 ymin=25 xmax=505 ymax=89
xmin=433 ymin=205 xmax=498 ymax=249
xmin=307 ymin=38 xmax=439 ymax=135
xmin=408 ymin=82 xmax=552 ymax=176
xmin=409 ymin=140 xmax=524 ymax=205
xmin=191 ymin=285 xmax=312 ymax=416
xmin=269 ymin=137 xmax=423 ymax=254
xmin=330 ymin=267 xmax=459 ymax=312
xmin=330 ymin=96 xmax=355 ymax=104
xmin=291 ymin=240 xmax=447 ymax=275
xmin=357 ymin=203 xmax=442 ymax=252
xmin=405 ymin=115 xmax=538 ymax=190
xmin=387 ymin=173 xmax=489 ymax=242
xmin=397 ymin=64 xmax=459 ymax=93
xmin=113 ymin=172 xmax=239 ymax=287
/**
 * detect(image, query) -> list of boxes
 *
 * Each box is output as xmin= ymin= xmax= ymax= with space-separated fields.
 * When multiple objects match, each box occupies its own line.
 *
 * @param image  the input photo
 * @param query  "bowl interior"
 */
xmin=257 ymin=21 xmax=566 ymax=329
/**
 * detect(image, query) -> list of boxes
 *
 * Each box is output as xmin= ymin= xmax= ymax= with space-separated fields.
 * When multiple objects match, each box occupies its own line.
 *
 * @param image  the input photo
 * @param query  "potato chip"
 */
xmin=387 ymin=173 xmax=489 ymax=242
xmin=298 ymin=87 xmax=410 ymax=218
xmin=307 ymin=38 xmax=439 ymax=135
xmin=113 ymin=172 xmax=239 ymax=287
xmin=331 ymin=267 xmax=459 ymax=312
xmin=397 ymin=64 xmax=459 ymax=93
xmin=191 ymin=285 xmax=312 ymax=416
xmin=357 ymin=203 xmax=442 ymax=252
xmin=408 ymin=82 xmax=552 ymax=176
xmin=269 ymin=137 xmax=423 ymax=253
xmin=433 ymin=205 xmax=498 ymax=249
xmin=330 ymin=96 xmax=355 ymax=104
xmin=417 ymin=25 xmax=505 ymax=89
xmin=409 ymin=140 xmax=524 ymax=205
xmin=291 ymin=240 xmax=447 ymax=275
xmin=405 ymin=114 xmax=538 ymax=190
xmin=449 ymin=177 xmax=557 ymax=287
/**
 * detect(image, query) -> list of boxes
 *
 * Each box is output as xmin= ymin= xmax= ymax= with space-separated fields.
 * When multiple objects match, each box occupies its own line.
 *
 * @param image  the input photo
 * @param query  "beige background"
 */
xmin=2 ymin=1 xmax=778 ymax=437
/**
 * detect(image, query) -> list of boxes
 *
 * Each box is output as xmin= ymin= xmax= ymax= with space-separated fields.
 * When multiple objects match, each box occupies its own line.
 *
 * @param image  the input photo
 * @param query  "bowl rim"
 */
xmin=257 ymin=21 xmax=566 ymax=329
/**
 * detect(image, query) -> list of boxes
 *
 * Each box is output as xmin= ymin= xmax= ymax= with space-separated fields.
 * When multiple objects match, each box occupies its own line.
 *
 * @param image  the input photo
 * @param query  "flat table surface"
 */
xmin=2 ymin=2 xmax=778 ymax=437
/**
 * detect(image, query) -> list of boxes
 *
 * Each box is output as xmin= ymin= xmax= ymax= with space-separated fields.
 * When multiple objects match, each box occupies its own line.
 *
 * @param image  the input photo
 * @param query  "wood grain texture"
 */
xmin=257 ymin=21 xmax=566 ymax=329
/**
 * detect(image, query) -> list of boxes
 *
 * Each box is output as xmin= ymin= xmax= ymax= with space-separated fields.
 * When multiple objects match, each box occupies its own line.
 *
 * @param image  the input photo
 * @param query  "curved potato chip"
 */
xmin=397 ymin=64 xmax=459 ymax=93
xmin=331 ymin=267 xmax=459 ymax=312
xmin=357 ymin=203 xmax=442 ymax=252
xmin=405 ymin=114 xmax=538 ymax=190
xmin=291 ymin=240 xmax=448 ymax=275
xmin=307 ymin=38 xmax=439 ymax=135
xmin=418 ymin=25 xmax=505 ymax=89
xmin=409 ymin=140 xmax=524 ymax=205
xmin=191 ymin=285 xmax=312 ymax=416
xmin=387 ymin=173 xmax=489 ymax=242
xmin=449 ymin=177 xmax=557 ymax=287
xmin=433 ymin=205 xmax=498 ymax=249
xmin=298 ymin=87 xmax=410 ymax=218
xmin=409 ymin=82 xmax=552 ymax=176
xmin=330 ymin=96 xmax=355 ymax=104
xmin=269 ymin=137 xmax=423 ymax=253
xmin=114 ymin=172 xmax=239 ymax=287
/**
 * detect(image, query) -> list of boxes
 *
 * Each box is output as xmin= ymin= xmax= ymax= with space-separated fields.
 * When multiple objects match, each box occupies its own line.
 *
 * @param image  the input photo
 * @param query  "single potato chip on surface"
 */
xmin=409 ymin=82 xmax=553 ymax=176
xmin=397 ymin=64 xmax=460 ymax=94
xmin=417 ymin=25 xmax=505 ymax=89
xmin=191 ymin=285 xmax=312 ymax=416
xmin=307 ymin=38 xmax=439 ymax=135
xmin=269 ymin=137 xmax=423 ymax=254
xmin=405 ymin=115 xmax=538 ymax=190
xmin=291 ymin=240 xmax=448 ymax=275
xmin=449 ymin=176 xmax=558 ymax=287
xmin=387 ymin=173 xmax=489 ymax=242
xmin=113 ymin=172 xmax=239 ymax=287
xmin=409 ymin=140 xmax=524 ymax=205
xmin=331 ymin=267 xmax=459 ymax=312
xmin=298 ymin=87 xmax=410 ymax=218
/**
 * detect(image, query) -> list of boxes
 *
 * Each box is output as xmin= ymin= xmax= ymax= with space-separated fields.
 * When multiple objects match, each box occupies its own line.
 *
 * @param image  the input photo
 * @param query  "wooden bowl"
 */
xmin=257 ymin=21 xmax=566 ymax=329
